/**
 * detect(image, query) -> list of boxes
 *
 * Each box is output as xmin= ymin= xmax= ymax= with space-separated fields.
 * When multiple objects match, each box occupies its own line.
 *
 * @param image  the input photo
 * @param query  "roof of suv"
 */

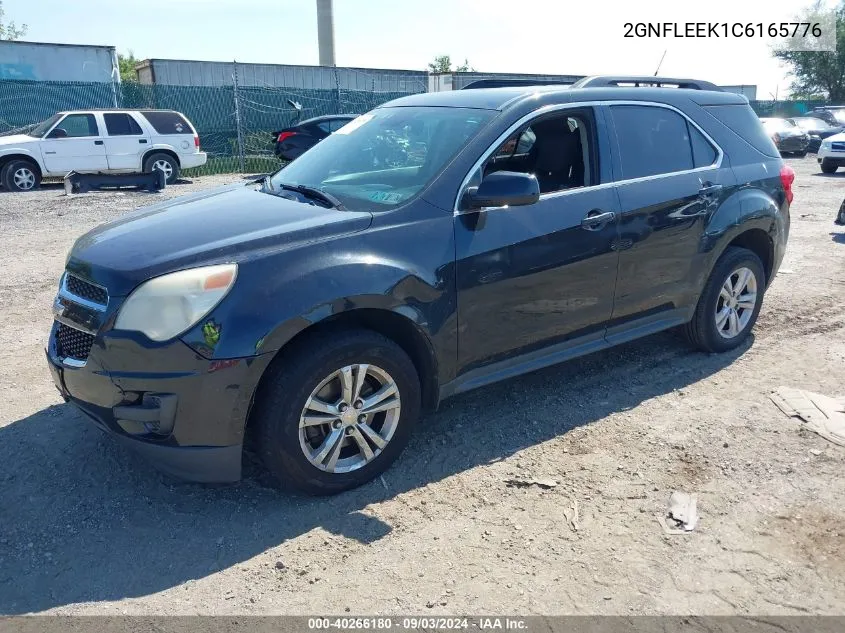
xmin=382 ymin=81 xmax=747 ymax=111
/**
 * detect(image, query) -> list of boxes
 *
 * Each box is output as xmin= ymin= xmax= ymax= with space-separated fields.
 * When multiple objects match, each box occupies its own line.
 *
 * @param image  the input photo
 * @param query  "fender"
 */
xmin=180 ymin=235 xmax=457 ymax=383
xmin=0 ymin=146 xmax=45 ymax=173
xmin=695 ymin=183 xmax=785 ymax=296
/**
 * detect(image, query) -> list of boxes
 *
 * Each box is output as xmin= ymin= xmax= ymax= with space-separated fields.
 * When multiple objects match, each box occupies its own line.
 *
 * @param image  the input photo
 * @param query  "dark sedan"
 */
xmin=760 ymin=118 xmax=810 ymax=156
xmin=789 ymin=116 xmax=843 ymax=152
xmin=273 ymin=114 xmax=358 ymax=161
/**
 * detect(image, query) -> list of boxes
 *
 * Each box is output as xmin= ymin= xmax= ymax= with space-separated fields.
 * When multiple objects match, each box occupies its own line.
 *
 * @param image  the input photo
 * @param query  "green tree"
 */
xmin=774 ymin=1 xmax=845 ymax=100
xmin=118 ymin=51 xmax=138 ymax=83
xmin=0 ymin=1 xmax=27 ymax=40
xmin=427 ymin=54 xmax=475 ymax=73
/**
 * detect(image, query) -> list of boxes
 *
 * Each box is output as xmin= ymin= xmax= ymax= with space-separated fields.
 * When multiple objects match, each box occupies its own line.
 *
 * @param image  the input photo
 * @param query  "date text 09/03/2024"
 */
xmin=623 ymin=22 xmax=823 ymax=38
xmin=307 ymin=618 xmax=528 ymax=630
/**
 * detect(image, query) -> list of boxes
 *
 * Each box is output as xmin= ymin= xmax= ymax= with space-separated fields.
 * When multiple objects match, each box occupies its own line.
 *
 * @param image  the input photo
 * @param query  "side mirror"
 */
xmin=462 ymin=171 xmax=540 ymax=210
xmin=48 ymin=128 xmax=68 ymax=139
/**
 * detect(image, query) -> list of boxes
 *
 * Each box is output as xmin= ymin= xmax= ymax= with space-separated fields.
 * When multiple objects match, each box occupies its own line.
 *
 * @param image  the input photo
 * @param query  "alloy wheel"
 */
xmin=298 ymin=363 xmax=401 ymax=473
xmin=13 ymin=167 xmax=36 ymax=191
xmin=152 ymin=159 xmax=174 ymax=180
xmin=715 ymin=266 xmax=758 ymax=339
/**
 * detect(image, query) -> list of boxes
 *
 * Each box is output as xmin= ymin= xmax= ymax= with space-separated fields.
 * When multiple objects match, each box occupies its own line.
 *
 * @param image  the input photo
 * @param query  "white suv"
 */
xmin=0 ymin=109 xmax=208 ymax=191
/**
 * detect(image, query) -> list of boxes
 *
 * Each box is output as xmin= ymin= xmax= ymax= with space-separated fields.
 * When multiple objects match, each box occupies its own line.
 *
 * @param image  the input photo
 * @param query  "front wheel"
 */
xmin=795 ymin=150 xmax=808 ymax=158
xmin=252 ymin=329 xmax=421 ymax=495
xmin=683 ymin=247 xmax=765 ymax=353
xmin=821 ymin=159 xmax=838 ymax=174
xmin=2 ymin=159 xmax=41 ymax=192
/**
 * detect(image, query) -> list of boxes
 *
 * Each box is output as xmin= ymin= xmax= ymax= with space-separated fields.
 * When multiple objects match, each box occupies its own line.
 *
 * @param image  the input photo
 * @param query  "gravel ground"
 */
xmin=0 ymin=162 xmax=843 ymax=615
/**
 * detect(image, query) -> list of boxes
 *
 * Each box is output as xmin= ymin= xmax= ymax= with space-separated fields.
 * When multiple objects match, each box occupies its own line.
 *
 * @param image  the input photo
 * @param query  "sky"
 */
xmin=3 ymin=0 xmax=838 ymax=98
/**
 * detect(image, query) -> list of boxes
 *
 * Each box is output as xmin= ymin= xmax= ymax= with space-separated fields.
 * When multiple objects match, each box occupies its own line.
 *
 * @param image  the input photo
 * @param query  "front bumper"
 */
xmin=45 ymin=321 xmax=273 ymax=483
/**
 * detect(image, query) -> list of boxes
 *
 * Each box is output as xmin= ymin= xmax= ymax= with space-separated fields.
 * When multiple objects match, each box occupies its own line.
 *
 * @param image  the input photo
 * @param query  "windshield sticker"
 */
xmin=369 ymin=190 xmax=404 ymax=204
xmin=335 ymin=114 xmax=374 ymax=135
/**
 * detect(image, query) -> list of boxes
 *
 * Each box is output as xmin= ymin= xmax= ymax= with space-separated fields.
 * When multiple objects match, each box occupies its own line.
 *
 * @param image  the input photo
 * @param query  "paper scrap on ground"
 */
xmin=659 ymin=491 xmax=698 ymax=534
xmin=770 ymin=387 xmax=845 ymax=447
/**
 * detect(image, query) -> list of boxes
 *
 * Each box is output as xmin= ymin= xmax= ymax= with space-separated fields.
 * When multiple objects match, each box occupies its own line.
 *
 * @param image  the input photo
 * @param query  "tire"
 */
xmin=796 ymin=150 xmax=807 ymax=158
xmin=683 ymin=246 xmax=766 ymax=353
xmin=252 ymin=328 xmax=421 ymax=495
xmin=821 ymin=159 xmax=838 ymax=174
xmin=143 ymin=152 xmax=180 ymax=184
xmin=2 ymin=159 xmax=40 ymax=192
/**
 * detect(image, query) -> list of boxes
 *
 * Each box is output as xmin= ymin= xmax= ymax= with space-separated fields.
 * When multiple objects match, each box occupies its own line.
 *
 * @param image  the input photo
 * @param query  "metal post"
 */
xmin=232 ymin=60 xmax=246 ymax=173
xmin=334 ymin=67 xmax=342 ymax=113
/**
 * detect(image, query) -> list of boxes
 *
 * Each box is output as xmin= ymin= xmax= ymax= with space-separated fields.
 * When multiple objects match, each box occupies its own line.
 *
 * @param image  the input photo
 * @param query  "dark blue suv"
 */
xmin=46 ymin=76 xmax=792 ymax=494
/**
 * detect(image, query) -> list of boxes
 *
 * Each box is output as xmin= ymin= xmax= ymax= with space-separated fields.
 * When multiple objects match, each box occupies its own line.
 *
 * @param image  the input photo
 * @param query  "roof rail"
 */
xmin=571 ymin=76 xmax=722 ymax=91
xmin=461 ymin=78 xmax=575 ymax=90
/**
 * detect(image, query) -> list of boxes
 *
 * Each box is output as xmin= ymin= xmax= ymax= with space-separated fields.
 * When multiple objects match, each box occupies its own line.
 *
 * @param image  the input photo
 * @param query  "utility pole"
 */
xmin=317 ymin=0 xmax=336 ymax=66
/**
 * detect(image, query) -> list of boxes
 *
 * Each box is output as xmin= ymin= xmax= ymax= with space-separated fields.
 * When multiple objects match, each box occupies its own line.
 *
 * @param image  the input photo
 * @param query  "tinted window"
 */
xmin=610 ymin=105 xmax=693 ymax=179
xmin=104 ymin=113 xmax=143 ymax=136
xmin=56 ymin=114 xmax=98 ymax=137
xmin=485 ymin=112 xmax=595 ymax=194
xmin=139 ymin=111 xmax=192 ymax=135
xmin=329 ymin=118 xmax=352 ymax=132
xmin=703 ymin=104 xmax=779 ymax=158
xmin=689 ymin=123 xmax=718 ymax=167
xmin=316 ymin=122 xmax=333 ymax=134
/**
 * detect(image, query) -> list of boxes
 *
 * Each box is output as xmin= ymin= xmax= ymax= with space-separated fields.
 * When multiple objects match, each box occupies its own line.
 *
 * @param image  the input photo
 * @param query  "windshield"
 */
xmin=28 ymin=113 xmax=63 ymax=137
xmin=269 ymin=106 xmax=496 ymax=212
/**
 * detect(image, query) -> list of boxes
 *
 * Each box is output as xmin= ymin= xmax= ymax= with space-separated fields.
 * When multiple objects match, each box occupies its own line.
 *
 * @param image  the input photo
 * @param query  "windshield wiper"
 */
xmin=274 ymin=182 xmax=345 ymax=210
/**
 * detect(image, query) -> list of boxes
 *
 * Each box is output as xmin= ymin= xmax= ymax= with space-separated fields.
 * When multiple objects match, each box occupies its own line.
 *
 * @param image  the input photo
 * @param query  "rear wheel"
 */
xmin=143 ymin=153 xmax=180 ymax=184
xmin=683 ymin=247 xmax=765 ymax=353
xmin=252 ymin=329 xmax=421 ymax=495
xmin=2 ymin=159 xmax=40 ymax=192
xmin=821 ymin=159 xmax=838 ymax=174
xmin=795 ymin=150 xmax=808 ymax=158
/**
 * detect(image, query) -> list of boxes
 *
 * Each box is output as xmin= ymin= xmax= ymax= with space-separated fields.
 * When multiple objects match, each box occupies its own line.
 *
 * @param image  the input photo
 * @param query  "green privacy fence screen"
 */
xmin=0 ymin=79 xmax=423 ymax=175
xmin=0 ymin=78 xmax=836 ymax=175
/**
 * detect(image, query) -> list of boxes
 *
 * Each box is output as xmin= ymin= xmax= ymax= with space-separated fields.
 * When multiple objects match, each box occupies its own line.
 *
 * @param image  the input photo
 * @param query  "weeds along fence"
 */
xmin=0 ymin=75 xmax=833 ymax=176
xmin=0 ymin=74 xmax=426 ymax=176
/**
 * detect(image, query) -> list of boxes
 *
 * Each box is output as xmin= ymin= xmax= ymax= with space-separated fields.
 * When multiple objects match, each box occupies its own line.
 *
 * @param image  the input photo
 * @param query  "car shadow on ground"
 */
xmin=0 ymin=331 xmax=749 ymax=613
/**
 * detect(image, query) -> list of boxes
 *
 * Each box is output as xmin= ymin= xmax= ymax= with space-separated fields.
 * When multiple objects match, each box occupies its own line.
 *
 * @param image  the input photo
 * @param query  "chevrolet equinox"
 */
xmin=46 ymin=76 xmax=792 ymax=494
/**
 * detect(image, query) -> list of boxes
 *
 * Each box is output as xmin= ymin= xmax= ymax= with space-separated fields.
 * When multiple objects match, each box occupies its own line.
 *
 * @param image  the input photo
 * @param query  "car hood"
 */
xmin=0 ymin=134 xmax=37 ymax=146
xmin=66 ymin=183 xmax=373 ymax=296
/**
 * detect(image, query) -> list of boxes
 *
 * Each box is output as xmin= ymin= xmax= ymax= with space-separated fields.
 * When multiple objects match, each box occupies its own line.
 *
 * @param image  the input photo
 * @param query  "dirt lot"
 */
xmin=0 ymin=160 xmax=843 ymax=616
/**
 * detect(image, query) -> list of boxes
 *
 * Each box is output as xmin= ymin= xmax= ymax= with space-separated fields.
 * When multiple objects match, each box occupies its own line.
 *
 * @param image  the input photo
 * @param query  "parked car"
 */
xmin=816 ymin=130 xmax=845 ymax=173
xmin=808 ymin=106 xmax=845 ymax=127
xmin=759 ymin=117 xmax=810 ymax=156
xmin=789 ymin=116 xmax=843 ymax=152
xmin=0 ymin=109 xmax=206 ymax=191
xmin=273 ymin=114 xmax=358 ymax=161
xmin=46 ymin=76 xmax=791 ymax=494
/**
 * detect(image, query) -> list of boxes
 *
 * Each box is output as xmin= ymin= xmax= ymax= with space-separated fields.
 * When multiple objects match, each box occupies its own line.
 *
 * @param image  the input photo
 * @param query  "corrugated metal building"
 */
xmin=0 ymin=40 xmax=118 ymax=82
xmin=136 ymin=59 xmax=427 ymax=93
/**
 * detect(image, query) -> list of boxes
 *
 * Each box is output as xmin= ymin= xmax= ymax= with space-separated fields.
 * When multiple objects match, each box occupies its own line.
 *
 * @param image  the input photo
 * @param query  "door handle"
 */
xmin=699 ymin=183 xmax=722 ymax=196
xmin=139 ymin=139 xmax=148 ymax=144
xmin=580 ymin=210 xmax=616 ymax=231
xmin=94 ymin=140 xmax=104 ymax=145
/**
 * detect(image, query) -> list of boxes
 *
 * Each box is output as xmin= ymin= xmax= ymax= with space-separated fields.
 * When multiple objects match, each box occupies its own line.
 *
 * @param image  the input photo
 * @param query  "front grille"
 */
xmin=832 ymin=142 xmax=845 ymax=152
xmin=65 ymin=274 xmax=108 ymax=307
xmin=56 ymin=323 xmax=95 ymax=362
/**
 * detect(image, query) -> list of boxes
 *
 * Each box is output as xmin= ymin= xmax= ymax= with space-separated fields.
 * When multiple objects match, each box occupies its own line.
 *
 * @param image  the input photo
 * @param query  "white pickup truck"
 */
xmin=0 ymin=109 xmax=207 ymax=191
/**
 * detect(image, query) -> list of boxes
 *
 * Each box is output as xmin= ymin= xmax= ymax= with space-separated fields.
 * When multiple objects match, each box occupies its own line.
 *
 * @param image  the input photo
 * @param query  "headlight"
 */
xmin=115 ymin=264 xmax=237 ymax=342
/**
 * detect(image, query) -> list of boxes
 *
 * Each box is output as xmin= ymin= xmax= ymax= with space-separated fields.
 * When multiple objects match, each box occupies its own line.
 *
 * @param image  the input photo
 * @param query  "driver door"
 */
xmin=454 ymin=107 xmax=620 ymax=375
xmin=40 ymin=113 xmax=108 ymax=173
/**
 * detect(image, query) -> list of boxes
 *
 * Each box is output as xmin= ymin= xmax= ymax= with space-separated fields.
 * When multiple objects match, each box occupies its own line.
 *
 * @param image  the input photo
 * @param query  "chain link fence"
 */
xmin=0 ymin=70 xmax=426 ymax=176
xmin=0 ymin=74 xmax=834 ymax=176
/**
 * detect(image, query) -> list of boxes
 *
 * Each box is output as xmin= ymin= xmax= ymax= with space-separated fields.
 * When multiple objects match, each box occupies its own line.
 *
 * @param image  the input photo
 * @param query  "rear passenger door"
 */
xmin=604 ymin=103 xmax=735 ymax=338
xmin=101 ymin=112 xmax=149 ymax=170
